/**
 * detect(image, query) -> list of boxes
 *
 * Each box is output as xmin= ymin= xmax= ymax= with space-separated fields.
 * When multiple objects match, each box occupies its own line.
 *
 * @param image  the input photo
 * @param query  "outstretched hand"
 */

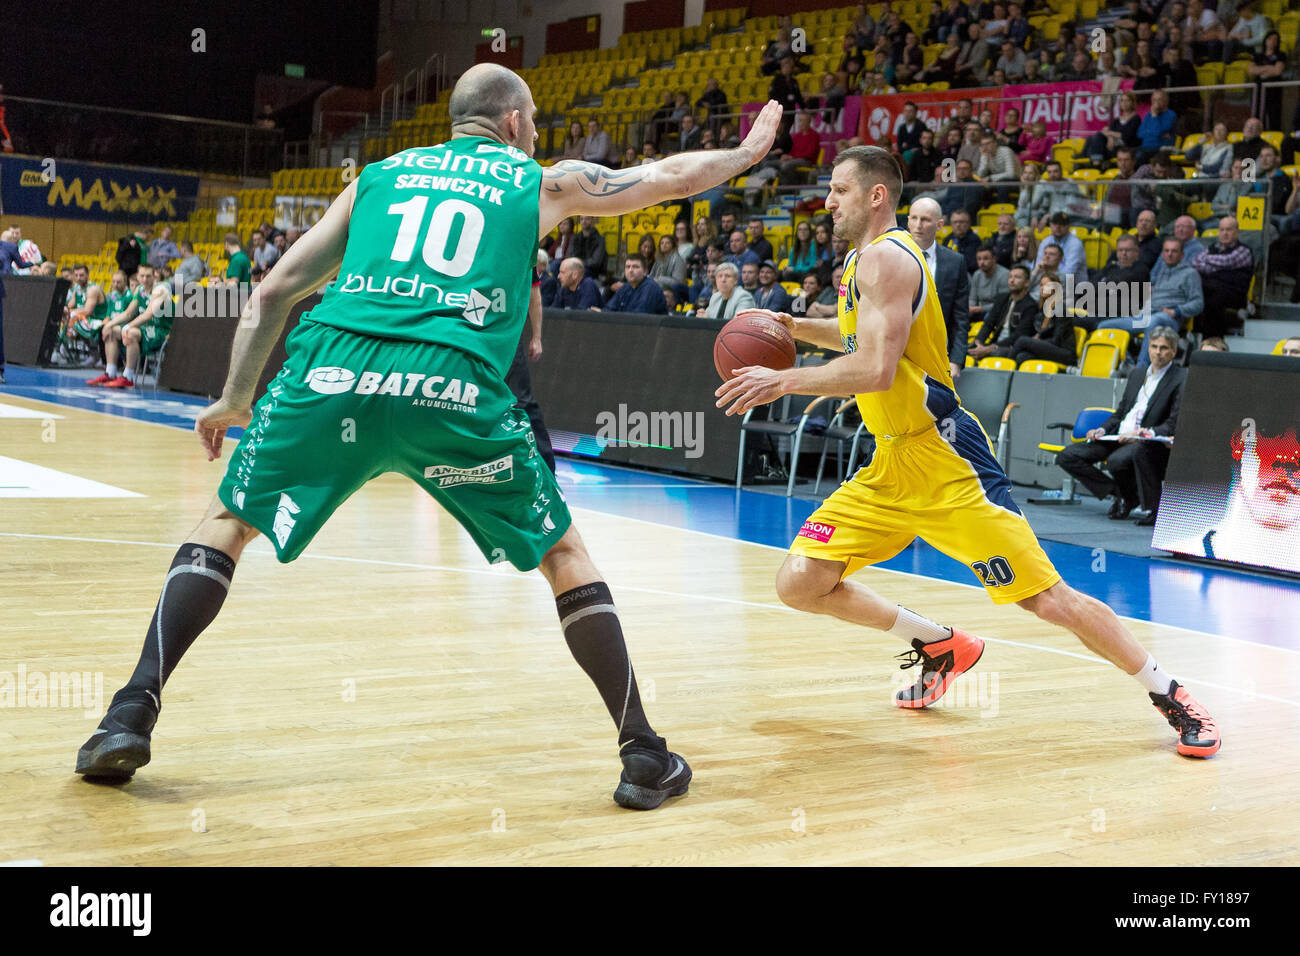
xmin=741 ymin=100 xmax=784 ymax=163
xmin=734 ymin=307 xmax=795 ymax=335
xmin=715 ymin=365 xmax=787 ymax=417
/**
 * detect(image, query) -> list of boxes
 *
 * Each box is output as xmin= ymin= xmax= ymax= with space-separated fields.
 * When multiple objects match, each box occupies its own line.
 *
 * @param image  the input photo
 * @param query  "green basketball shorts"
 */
xmin=139 ymin=319 xmax=170 ymax=355
xmin=217 ymin=319 xmax=571 ymax=570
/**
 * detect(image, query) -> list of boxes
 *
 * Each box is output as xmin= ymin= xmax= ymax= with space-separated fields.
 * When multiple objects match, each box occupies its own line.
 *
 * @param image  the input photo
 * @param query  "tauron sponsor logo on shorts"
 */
xmin=304 ymin=366 xmax=357 ymax=394
xmin=49 ymin=886 xmax=151 ymax=936
xmin=423 ymin=454 xmax=514 ymax=488
xmin=797 ymin=520 xmax=836 ymax=543
xmin=303 ymin=367 xmax=480 ymax=412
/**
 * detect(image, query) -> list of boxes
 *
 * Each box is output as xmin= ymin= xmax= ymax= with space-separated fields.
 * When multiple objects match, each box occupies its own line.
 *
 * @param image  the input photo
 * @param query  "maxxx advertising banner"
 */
xmin=0 ymin=155 xmax=200 ymax=222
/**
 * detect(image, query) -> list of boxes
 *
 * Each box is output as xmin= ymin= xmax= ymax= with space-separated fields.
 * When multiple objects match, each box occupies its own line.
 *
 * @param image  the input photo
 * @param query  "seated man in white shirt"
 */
xmin=1054 ymin=328 xmax=1185 ymax=523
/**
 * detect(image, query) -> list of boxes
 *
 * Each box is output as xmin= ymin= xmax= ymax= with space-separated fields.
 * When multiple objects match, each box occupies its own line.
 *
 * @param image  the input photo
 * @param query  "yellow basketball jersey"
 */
xmin=838 ymin=227 xmax=959 ymax=438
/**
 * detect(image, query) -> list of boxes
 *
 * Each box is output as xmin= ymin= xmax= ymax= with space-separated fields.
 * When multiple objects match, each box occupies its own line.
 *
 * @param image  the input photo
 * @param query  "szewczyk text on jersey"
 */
xmin=303 ymin=137 xmax=542 ymax=380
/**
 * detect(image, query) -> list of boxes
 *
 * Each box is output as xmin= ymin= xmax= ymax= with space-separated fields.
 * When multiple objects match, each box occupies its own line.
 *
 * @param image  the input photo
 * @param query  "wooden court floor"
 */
xmin=2 ymin=393 xmax=1298 ymax=866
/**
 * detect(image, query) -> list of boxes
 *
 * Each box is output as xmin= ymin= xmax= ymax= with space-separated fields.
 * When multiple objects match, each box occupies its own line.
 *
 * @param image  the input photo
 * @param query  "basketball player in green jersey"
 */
xmin=77 ymin=63 xmax=784 ymax=810
xmin=59 ymin=264 xmax=106 ymax=356
xmin=71 ymin=271 xmax=129 ymax=369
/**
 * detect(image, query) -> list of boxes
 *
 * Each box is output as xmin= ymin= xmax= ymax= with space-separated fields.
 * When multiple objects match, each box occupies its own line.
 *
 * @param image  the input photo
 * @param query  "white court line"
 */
xmin=0 ymin=859 xmax=44 ymax=867
xmin=3 ymin=526 xmax=1298 ymax=708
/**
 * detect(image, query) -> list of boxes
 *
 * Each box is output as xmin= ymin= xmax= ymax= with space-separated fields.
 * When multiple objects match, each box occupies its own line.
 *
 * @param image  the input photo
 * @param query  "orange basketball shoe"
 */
xmin=1149 ymin=681 xmax=1221 ymax=757
xmin=894 ymin=628 xmax=985 ymax=709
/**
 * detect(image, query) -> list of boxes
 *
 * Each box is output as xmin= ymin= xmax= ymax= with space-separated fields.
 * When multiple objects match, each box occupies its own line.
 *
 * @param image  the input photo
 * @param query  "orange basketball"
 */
xmin=713 ymin=310 xmax=797 ymax=381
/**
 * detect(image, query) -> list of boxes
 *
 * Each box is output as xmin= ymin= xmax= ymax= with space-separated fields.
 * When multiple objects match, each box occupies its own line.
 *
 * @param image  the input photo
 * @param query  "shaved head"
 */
xmin=449 ymin=63 xmax=532 ymax=132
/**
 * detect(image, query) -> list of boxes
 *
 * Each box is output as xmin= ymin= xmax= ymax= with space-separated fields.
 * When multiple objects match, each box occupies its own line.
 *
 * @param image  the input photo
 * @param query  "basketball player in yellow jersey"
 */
xmin=715 ymin=146 xmax=1220 ymax=758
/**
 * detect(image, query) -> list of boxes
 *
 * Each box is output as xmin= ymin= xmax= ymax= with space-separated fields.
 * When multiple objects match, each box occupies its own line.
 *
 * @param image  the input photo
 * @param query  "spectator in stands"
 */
xmin=1130 ymin=208 xmax=1163 ymax=270
xmin=1012 ymin=225 xmax=1038 ymax=271
xmin=1057 ymin=326 xmax=1184 ymax=521
xmin=1234 ymin=118 xmax=1267 ymax=167
xmin=718 ymin=212 xmax=737 ymax=237
xmin=649 ymin=93 xmax=676 ymax=147
xmin=223 ymin=233 xmax=251 ymax=285
xmin=582 ymin=119 xmax=613 ymax=165
xmin=284 ymin=226 xmax=303 ymax=248
xmin=1115 ymin=0 xmax=1157 ymax=49
xmin=919 ymin=31 xmax=964 ymax=84
xmin=789 ymin=272 xmax=823 ymax=318
xmin=1136 ymin=89 xmax=1177 ymax=162
xmin=1122 ymin=38 xmax=1160 ymax=86
xmin=1093 ymin=235 xmax=1152 ymax=332
xmin=116 ymin=226 xmax=149 ymax=279
xmin=824 ymin=236 xmax=851 ymax=289
xmin=805 ymin=264 xmax=843 ymax=318
xmin=813 ymin=222 xmax=833 ymax=270
xmin=1199 ymin=336 xmax=1228 ymax=351
xmin=752 ymin=260 xmax=791 ymax=312
xmin=989 ymin=213 xmax=1017 ymax=268
xmin=969 ymin=243 xmax=1010 ymax=321
xmin=1273 ymin=169 xmax=1300 ymax=242
xmin=725 ymin=229 xmax=761 ymax=271
xmin=1155 ymin=42 xmax=1199 ymax=116
xmin=893 ymin=103 xmax=924 ymax=155
xmin=1023 ymin=54 xmax=1046 ymax=82
xmin=679 ymin=113 xmax=702 ymax=152
xmin=602 ymin=254 xmax=667 ymax=314
xmin=250 ymin=229 xmax=280 ymax=280
xmin=896 ymin=32 xmax=925 ymax=86
xmin=1006 ymin=2 xmax=1029 ymax=48
xmin=1183 ymin=0 xmax=1225 ymax=63
xmin=1014 ymin=161 xmax=1041 ymax=227
xmin=1253 ymin=145 xmax=1292 ymax=216
xmin=573 ymin=216 xmax=608 ymax=285
xmin=258 ymin=220 xmax=284 ymax=246
xmin=1280 ymin=337 xmax=1300 ymax=357
xmin=649 ymin=234 xmax=688 ymax=298
xmin=945 ymin=209 xmax=981 ymax=272
xmin=996 ymin=39 xmax=1030 ymax=81
xmin=1148 ymin=149 xmax=1196 ymax=229
xmin=1012 ymin=276 xmax=1077 ymax=367
xmin=938 ymin=0 xmax=970 ymax=43
xmin=975 ymin=133 xmax=1020 ymax=202
xmin=1249 ymin=32 xmax=1287 ymax=128
xmin=983 ymin=2 xmax=1010 ymax=46
xmin=1019 ymin=120 xmax=1055 ymax=166
xmin=957 ymin=121 xmax=985 ymax=168
xmin=687 ymin=217 xmax=716 ymax=288
xmin=909 ymin=196 xmax=970 ymax=378
xmin=1190 ymin=216 xmax=1253 ymax=336
xmin=969 ymin=264 xmax=1039 ymax=360
xmin=553 ymin=258 xmax=602 ymax=311
xmin=1098 ymin=236 xmax=1201 ymax=363
xmin=696 ymin=78 xmax=728 ymax=135
xmin=955 ymin=22 xmax=990 ymax=86
xmin=1082 ymin=92 xmax=1142 ymax=167
xmin=1227 ymin=3 xmax=1271 ymax=60
xmin=561 ymin=120 xmax=585 ymax=160
xmin=1186 ymin=121 xmax=1234 ymax=180
xmin=770 ymin=56 xmax=805 ymax=117
xmin=1057 ymin=49 xmax=1097 ymax=83
xmin=674 ymin=220 xmax=694 ymax=263
xmin=906 ymin=128 xmax=943 ymax=184
xmin=535 ymin=250 xmax=557 ymax=307
xmin=747 ymin=219 xmax=774 ymax=263
xmin=174 ymin=240 xmax=206 ymax=290
xmin=1029 ymin=245 xmax=1065 ymax=300
xmin=544 ymin=216 xmax=578 ymax=274
xmin=704 ymin=262 xmax=755 ymax=321
xmin=782 ymin=220 xmax=818 ymax=282
xmin=1157 ymin=216 xmax=1205 ymax=277
xmin=37 ymin=262 xmax=56 ymax=276
xmin=853 ymin=2 xmax=877 ymax=47
xmin=761 ymin=26 xmax=795 ymax=77
xmin=1032 ymin=161 xmax=1088 ymax=228
xmin=740 ymin=261 xmax=760 ymax=295
xmin=997 ymin=107 xmax=1027 ymax=152
xmin=147 ymin=226 xmax=181 ymax=270
xmin=936 ymin=158 xmax=984 ymax=220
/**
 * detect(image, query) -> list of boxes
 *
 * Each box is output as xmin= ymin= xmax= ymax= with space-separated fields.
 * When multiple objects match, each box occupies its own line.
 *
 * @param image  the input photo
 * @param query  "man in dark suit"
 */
xmin=907 ymin=197 xmax=970 ymax=379
xmin=968 ymin=265 xmax=1039 ymax=360
xmin=1055 ymin=327 xmax=1185 ymax=523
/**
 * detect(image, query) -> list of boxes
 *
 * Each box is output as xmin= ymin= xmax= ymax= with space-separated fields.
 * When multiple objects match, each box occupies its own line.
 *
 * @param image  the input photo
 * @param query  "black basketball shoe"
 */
xmin=613 ymin=746 xmax=692 ymax=810
xmin=75 ymin=688 xmax=159 ymax=782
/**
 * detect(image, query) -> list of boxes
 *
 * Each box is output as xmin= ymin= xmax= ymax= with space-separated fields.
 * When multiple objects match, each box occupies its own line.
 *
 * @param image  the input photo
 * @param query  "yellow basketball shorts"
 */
xmin=789 ymin=408 xmax=1061 ymax=604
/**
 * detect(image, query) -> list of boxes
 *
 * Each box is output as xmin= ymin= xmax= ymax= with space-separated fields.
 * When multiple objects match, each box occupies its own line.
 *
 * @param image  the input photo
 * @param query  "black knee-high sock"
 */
xmin=122 ymin=543 xmax=236 ymax=701
xmin=556 ymin=582 xmax=664 ymax=754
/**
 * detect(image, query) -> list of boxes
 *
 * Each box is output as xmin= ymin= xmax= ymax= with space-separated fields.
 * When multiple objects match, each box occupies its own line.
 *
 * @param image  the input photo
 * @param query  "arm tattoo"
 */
xmin=541 ymin=160 xmax=650 ymax=197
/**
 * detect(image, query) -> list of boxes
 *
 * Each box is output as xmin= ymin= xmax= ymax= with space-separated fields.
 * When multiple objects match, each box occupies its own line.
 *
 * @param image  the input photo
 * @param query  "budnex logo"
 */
xmin=304 ymin=367 xmax=480 ymax=411
xmin=335 ymin=272 xmax=506 ymax=327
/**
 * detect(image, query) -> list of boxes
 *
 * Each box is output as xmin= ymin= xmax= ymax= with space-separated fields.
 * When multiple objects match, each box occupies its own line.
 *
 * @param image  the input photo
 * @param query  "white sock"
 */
xmin=1134 ymin=654 xmax=1175 ymax=696
xmin=124 ymin=367 xmax=136 ymax=383
xmin=888 ymin=606 xmax=952 ymax=645
xmin=106 ymin=364 xmax=119 ymax=377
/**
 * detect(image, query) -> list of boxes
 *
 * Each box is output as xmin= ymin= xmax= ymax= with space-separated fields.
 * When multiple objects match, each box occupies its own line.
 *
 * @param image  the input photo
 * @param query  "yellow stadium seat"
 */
xmin=1080 ymin=342 xmax=1121 ymax=377
xmin=978 ymin=356 xmax=1017 ymax=370
xmin=1087 ymin=328 xmax=1130 ymax=356
xmin=1018 ymin=359 xmax=1066 ymax=374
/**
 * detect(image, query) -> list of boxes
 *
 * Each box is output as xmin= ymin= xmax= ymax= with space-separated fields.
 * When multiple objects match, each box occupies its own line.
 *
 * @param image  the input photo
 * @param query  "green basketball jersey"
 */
xmin=107 ymin=289 xmax=133 ymax=317
xmin=67 ymin=282 xmax=87 ymax=309
xmin=69 ymin=283 xmax=108 ymax=319
xmin=304 ymin=136 xmax=542 ymax=379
